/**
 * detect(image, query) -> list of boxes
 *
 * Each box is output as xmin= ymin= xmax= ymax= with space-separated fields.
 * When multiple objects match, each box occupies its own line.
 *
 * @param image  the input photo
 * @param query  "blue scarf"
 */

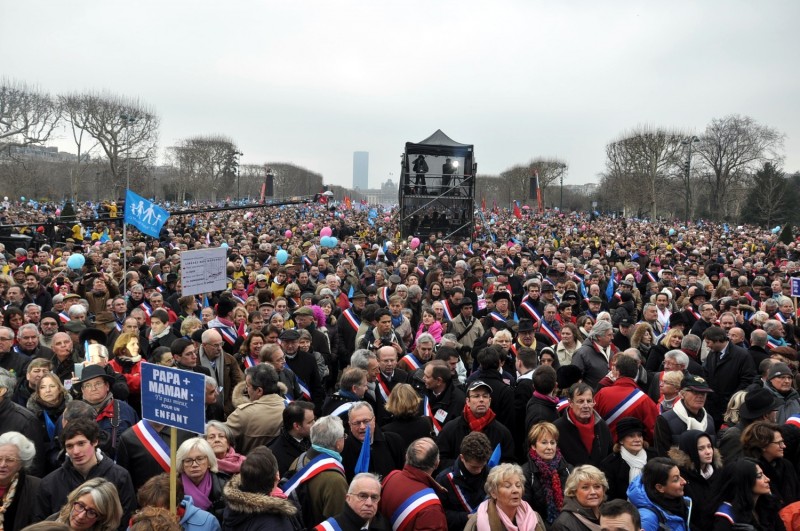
xmin=311 ymin=444 xmax=342 ymax=462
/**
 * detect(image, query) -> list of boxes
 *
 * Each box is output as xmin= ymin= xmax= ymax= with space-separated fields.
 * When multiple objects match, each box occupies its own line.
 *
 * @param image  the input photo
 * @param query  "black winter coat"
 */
xmin=34 ymin=451 xmax=136 ymax=531
xmin=2 ymin=471 xmax=41 ymax=531
xmin=435 ymin=458 xmax=488 ymax=531
xmin=521 ymin=451 xmax=572 ymax=526
xmin=436 ymin=413 xmax=515 ymax=469
xmin=0 ymin=397 xmax=47 ymax=477
xmin=222 ymin=474 xmax=303 ymax=531
xmin=598 ymin=448 xmax=657 ymax=501
xmin=341 ymin=427 xmax=405 ymax=482
xmin=669 ymin=445 xmax=722 ymax=531
xmin=552 ymin=410 xmax=612 ymax=468
xmin=267 ymin=429 xmax=310 ymax=477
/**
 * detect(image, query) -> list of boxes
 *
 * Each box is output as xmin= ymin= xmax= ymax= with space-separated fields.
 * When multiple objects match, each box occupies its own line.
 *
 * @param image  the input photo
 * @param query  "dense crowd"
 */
xmin=1 ymin=198 xmax=800 ymax=531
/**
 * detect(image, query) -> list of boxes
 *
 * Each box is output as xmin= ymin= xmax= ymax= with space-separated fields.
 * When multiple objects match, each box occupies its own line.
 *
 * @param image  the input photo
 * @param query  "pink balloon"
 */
xmin=410 ymin=238 xmax=420 ymax=249
xmin=320 ymin=227 xmax=333 ymax=237
xmin=285 ymin=230 xmax=292 ymax=238
xmin=384 ymin=216 xmax=390 ymax=222
xmin=307 ymin=223 xmax=314 ymax=230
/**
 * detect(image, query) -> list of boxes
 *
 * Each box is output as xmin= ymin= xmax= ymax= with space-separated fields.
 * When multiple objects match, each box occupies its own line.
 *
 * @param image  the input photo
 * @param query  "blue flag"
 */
xmin=488 ymin=443 xmax=501 ymax=468
xmin=348 ymin=285 xmax=354 ymax=299
xmin=354 ymin=425 xmax=371 ymax=474
xmin=605 ymin=273 xmax=616 ymax=301
xmin=124 ymin=190 xmax=169 ymax=238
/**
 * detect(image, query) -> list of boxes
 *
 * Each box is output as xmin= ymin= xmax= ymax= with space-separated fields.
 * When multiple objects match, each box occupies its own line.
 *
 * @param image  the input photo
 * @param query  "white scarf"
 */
xmin=620 ymin=447 xmax=647 ymax=483
xmin=671 ymin=399 xmax=708 ymax=432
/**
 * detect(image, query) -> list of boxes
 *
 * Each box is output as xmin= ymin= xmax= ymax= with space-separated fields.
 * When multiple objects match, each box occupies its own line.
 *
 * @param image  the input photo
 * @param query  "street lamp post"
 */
xmin=119 ymin=113 xmax=137 ymax=295
xmin=681 ymin=135 xmax=700 ymax=222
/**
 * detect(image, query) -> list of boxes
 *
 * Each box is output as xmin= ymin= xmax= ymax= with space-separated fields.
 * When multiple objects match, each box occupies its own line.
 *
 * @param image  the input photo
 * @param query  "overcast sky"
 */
xmin=3 ymin=1 xmax=798 ymax=190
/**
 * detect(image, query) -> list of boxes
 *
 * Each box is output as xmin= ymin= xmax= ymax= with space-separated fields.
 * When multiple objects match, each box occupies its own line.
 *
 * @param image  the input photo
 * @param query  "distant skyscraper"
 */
xmin=353 ymin=151 xmax=368 ymax=190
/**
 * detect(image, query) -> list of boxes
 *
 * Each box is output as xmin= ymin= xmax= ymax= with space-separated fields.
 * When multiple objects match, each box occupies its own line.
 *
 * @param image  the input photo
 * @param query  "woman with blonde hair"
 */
xmin=551 ymin=465 xmax=608 ymax=531
xmin=382 ymin=382 xmax=434 ymax=447
xmin=644 ymin=327 xmax=684 ymax=373
xmin=53 ymin=478 xmax=123 ymax=531
xmin=466 ymin=463 xmax=546 ymax=531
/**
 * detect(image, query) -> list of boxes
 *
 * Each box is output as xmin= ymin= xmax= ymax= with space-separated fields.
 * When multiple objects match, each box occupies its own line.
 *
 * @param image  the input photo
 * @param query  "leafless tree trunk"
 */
xmin=696 ymin=114 xmax=784 ymax=220
xmin=0 ymin=80 xmax=60 ymax=154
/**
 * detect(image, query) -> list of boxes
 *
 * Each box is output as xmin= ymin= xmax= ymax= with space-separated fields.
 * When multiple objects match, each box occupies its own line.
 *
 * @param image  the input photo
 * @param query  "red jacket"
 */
xmin=593 ymin=377 xmax=658 ymax=444
xmin=379 ymin=465 xmax=447 ymax=531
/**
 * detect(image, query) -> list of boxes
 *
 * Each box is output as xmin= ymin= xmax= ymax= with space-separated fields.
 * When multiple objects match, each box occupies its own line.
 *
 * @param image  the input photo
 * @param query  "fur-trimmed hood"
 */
xmin=222 ymin=474 xmax=298 ymax=517
xmin=231 ymin=381 xmax=288 ymax=408
xmin=668 ymin=445 xmax=722 ymax=473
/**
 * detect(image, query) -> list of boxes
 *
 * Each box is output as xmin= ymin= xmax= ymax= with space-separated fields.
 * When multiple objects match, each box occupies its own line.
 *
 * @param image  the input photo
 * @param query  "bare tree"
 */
xmin=74 ymin=92 xmax=159 ymax=196
xmin=0 ymin=80 xmax=60 ymax=154
xmin=269 ymin=163 xmax=324 ymax=197
xmin=696 ymin=114 xmax=784 ymax=219
xmin=606 ymin=127 xmax=684 ymax=219
xmin=59 ymin=93 xmax=102 ymax=201
xmin=741 ymin=162 xmax=791 ymax=227
xmin=169 ymin=135 xmax=238 ymax=202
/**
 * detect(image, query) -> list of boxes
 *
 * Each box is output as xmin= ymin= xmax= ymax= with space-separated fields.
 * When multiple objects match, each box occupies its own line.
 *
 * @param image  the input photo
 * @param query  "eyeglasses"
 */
xmin=0 ymin=456 xmax=20 ymax=465
xmin=82 ymin=381 xmax=107 ymax=391
xmin=350 ymin=492 xmax=380 ymax=502
xmin=72 ymin=501 xmax=101 ymax=520
xmin=182 ymin=456 xmax=208 ymax=466
xmin=769 ymin=440 xmax=786 ymax=447
xmin=349 ymin=417 xmax=374 ymax=427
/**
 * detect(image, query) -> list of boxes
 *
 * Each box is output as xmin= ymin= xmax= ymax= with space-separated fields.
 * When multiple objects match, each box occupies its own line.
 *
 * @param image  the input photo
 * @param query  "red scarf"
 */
xmin=568 ymin=408 xmax=596 ymax=453
xmin=463 ymin=403 xmax=496 ymax=432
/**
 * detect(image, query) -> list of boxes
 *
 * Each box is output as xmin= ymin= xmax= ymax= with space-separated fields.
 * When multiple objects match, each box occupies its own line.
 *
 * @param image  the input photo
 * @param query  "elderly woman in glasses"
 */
xmin=177 ymin=437 xmax=229 ymax=522
xmin=53 ymin=478 xmax=123 ymax=531
xmin=0 ymin=432 xmax=40 ymax=530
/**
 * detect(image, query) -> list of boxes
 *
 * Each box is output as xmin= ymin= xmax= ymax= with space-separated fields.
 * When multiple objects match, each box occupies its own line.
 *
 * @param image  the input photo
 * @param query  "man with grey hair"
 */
xmin=16 ymin=322 xmax=52 ymax=359
xmin=260 ymin=342 xmax=303 ymax=400
xmin=284 ymin=415 xmax=348 ymax=528
xmin=762 ymin=319 xmax=788 ymax=350
xmin=23 ymin=303 xmax=42 ymax=325
xmin=748 ymin=329 xmax=770 ymax=367
xmin=379 ymin=437 xmax=447 ymax=530
xmin=571 ymin=320 xmax=615 ymax=389
xmin=680 ymin=334 xmax=704 ymax=371
xmin=317 ymin=472 xmax=388 ymax=530
xmin=199 ymin=327 xmax=243 ymax=416
xmin=0 ymin=326 xmax=32 ymax=376
xmin=0 ymin=367 xmax=46 ymax=476
xmin=342 ymin=402 xmax=404 ymax=481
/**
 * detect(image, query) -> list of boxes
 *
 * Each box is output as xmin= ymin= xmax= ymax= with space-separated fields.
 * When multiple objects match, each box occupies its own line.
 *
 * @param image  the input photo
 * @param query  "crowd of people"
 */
xmin=1 ymin=197 xmax=800 ymax=530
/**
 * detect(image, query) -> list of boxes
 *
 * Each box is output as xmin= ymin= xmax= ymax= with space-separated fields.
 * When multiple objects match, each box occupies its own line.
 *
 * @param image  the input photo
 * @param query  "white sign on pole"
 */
xmin=180 ymin=247 xmax=228 ymax=296
xmin=791 ymin=277 xmax=800 ymax=298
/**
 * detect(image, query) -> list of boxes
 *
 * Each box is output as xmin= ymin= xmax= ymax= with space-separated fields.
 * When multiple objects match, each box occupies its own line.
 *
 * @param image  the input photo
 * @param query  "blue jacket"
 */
xmin=181 ymin=496 xmax=221 ymax=531
xmin=626 ymin=475 xmax=691 ymax=531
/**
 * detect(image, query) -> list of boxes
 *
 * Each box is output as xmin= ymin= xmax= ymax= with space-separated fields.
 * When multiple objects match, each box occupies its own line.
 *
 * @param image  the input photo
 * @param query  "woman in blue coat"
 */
xmin=627 ymin=457 xmax=691 ymax=531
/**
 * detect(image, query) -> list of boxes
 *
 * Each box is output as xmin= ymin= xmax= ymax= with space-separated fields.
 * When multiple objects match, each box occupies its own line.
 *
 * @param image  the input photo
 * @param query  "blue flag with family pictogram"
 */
xmin=125 ymin=190 xmax=170 ymax=238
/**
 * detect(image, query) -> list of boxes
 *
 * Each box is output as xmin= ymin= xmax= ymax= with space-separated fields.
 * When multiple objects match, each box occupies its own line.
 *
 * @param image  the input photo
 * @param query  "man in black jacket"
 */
xmin=553 ymin=382 xmax=612 ymax=468
xmin=282 ymin=329 xmax=326 ymax=414
xmin=341 ymin=402 xmax=405 ymax=482
xmin=466 ymin=346 xmax=515 ymax=432
xmin=0 ymin=367 xmax=47 ymax=476
xmin=421 ymin=360 xmax=465 ymax=433
xmin=436 ymin=432 xmax=492 ymax=530
xmin=115 ymin=419 xmax=191 ymax=489
xmin=268 ymin=400 xmax=314 ymax=476
xmin=34 ymin=418 xmax=136 ymax=530
xmin=702 ymin=326 xmax=757 ymax=428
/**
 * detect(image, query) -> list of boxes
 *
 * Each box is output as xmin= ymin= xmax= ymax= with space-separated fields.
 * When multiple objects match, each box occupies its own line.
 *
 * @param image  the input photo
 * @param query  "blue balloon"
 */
xmin=320 ymin=236 xmax=332 ymax=248
xmin=220 ymin=242 xmax=229 ymax=248
xmin=67 ymin=254 xmax=85 ymax=270
xmin=328 ymin=237 xmax=338 ymax=247
xmin=276 ymin=249 xmax=289 ymax=264
xmin=20 ymin=196 xmax=25 ymax=202
xmin=669 ymin=228 xmax=676 ymax=236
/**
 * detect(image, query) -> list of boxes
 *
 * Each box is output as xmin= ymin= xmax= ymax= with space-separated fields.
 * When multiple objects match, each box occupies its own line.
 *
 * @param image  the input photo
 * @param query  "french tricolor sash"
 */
xmin=242 ymin=355 xmax=258 ymax=369
xmin=390 ymin=488 xmax=441 ymax=531
xmin=613 ymin=291 xmax=622 ymax=301
xmin=415 ymin=266 xmax=426 ymax=278
xmin=519 ymin=301 xmax=542 ymax=323
xmin=381 ymin=287 xmax=391 ymax=304
xmin=313 ymin=518 xmax=343 ymax=531
xmin=342 ymin=308 xmax=361 ymax=332
xmin=541 ymin=257 xmax=550 ymax=267
xmin=295 ymin=376 xmax=312 ymax=401
xmin=714 ymin=502 xmax=736 ymax=524
xmin=446 ymin=471 xmax=480 ymax=514
xmin=489 ymin=311 xmax=507 ymax=325
xmin=646 ymin=272 xmax=658 ymax=283
xmin=217 ymin=326 xmax=238 ymax=345
xmin=688 ymin=308 xmax=700 ymax=321
xmin=766 ymin=339 xmax=780 ymax=350
xmin=115 ymin=321 xmax=123 ymax=332
xmin=490 ymin=265 xmax=501 ymax=275
xmin=786 ymin=415 xmax=800 ymax=429
xmin=776 ymin=312 xmax=788 ymax=324
xmin=140 ymin=301 xmax=153 ymax=317
xmin=282 ymin=454 xmax=345 ymax=495
xmin=401 ymin=353 xmax=422 ymax=371
xmin=376 ymin=374 xmax=391 ymax=402
xmin=155 ymin=273 xmax=163 ymax=284
xmin=330 ymin=399 xmax=356 ymax=418
xmin=423 ymin=396 xmax=442 ymax=435
xmin=303 ymin=256 xmax=313 ymax=270
xmin=538 ymin=321 xmax=561 ymax=344
xmin=603 ymin=388 xmax=648 ymax=425
xmin=131 ymin=420 xmax=170 ymax=472
xmin=58 ymin=311 xmax=70 ymax=323
xmin=441 ymin=300 xmax=454 ymax=321
xmin=557 ymin=397 xmax=570 ymax=413
xmin=232 ymin=294 xmax=247 ymax=305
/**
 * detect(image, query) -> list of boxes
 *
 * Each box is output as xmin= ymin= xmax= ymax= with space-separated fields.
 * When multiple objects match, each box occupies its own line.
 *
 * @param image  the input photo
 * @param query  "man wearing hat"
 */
xmin=336 ymin=291 xmax=367 ymax=367
xmin=436 ymin=380 xmax=514 ymax=468
xmin=281 ymin=328 xmax=325 ymax=414
xmin=702 ymin=326 xmax=757 ymax=429
xmin=764 ymin=362 xmax=799 ymax=424
xmin=581 ymin=295 xmax=604 ymax=320
xmin=77 ymin=364 xmax=138 ymax=458
xmin=446 ymin=297 xmax=484 ymax=358
xmin=680 ymin=287 xmax=707 ymax=328
xmin=483 ymin=290 xmax=516 ymax=330
xmin=654 ymin=374 xmax=716 ymax=456
xmin=718 ymin=386 xmax=782 ymax=463
xmin=294 ymin=305 xmax=333 ymax=375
